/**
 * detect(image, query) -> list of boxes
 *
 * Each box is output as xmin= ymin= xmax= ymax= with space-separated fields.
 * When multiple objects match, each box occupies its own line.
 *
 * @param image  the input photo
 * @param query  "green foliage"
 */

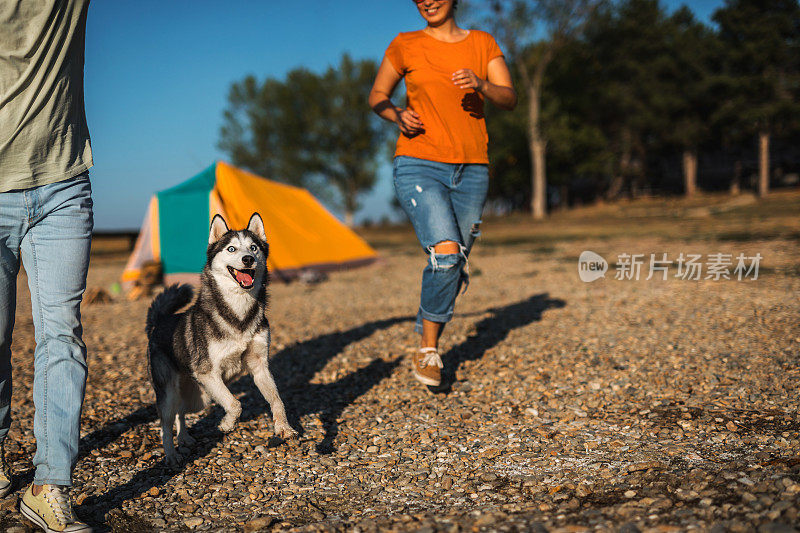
xmin=219 ymin=54 xmax=386 ymax=219
xmin=713 ymin=0 xmax=800 ymax=138
xmin=486 ymin=99 xmax=530 ymax=206
xmin=486 ymin=0 xmax=800 ymax=202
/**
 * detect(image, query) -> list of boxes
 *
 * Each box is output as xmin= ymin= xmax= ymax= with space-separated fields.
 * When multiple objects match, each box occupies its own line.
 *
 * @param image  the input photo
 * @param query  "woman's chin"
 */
xmin=424 ymin=15 xmax=449 ymax=26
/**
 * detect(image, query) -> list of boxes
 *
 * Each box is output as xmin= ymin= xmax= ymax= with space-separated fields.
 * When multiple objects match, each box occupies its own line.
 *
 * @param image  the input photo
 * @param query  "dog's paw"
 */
xmin=274 ymin=420 xmax=297 ymax=440
xmin=165 ymin=453 xmax=181 ymax=469
xmin=178 ymin=433 xmax=197 ymax=446
xmin=219 ymin=415 xmax=239 ymax=433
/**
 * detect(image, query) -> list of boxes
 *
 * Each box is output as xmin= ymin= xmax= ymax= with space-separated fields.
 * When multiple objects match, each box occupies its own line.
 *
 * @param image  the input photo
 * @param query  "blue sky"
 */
xmin=84 ymin=0 xmax=724 ymax=230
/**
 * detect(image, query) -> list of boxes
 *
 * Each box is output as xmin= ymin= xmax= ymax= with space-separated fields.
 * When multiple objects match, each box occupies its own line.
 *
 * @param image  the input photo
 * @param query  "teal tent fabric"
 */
xmin=157 ymin=163 xmax=216 ymax=274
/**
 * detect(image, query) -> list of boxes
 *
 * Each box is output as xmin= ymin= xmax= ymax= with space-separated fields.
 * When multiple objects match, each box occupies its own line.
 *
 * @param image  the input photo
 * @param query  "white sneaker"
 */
xmin=20 ymin=484 xmax=92 ymax=532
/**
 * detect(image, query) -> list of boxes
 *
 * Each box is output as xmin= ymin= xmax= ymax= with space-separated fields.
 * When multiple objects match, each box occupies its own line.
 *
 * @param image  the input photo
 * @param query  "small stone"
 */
xmin=148 ymin=487 xmax=160 ymax=497
xmin=244 ymin=516 xmax=276 ymax=532
xmin=618 ymin=523 xmax=641 ymax=533
xmin=628 ymin=461 xmax=666 ymax=472
xmin=473 ymin=513 xmax=499 ymax=527
xmin=624 ymin=490 xmax=637 ymax=498
xmin=183 ymin=517 xmax=204 ymax=528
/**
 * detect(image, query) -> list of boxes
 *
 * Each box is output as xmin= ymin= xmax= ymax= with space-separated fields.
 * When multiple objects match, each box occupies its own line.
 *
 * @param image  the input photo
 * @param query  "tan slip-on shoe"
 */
xmin=20 ymin=484 xmax=92 ymax=532
xmin=412 ymin=347 xmax=443 ymax=387
xmin=0 ymin=443 xmax=11 ymax=498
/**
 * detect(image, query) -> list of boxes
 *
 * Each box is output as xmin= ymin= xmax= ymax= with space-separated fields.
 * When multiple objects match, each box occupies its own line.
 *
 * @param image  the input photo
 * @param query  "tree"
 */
xmin=219 ymin=54 xmax=385 ymax=225
xmin=484 ymin=0 xmax=598 ymax=219
xmin=219 ymin=69 xmax=324 ymax=187
xmin=713 ymin=0 xmax=800 ymax=197
xmin=662 ymin=7 xmax=719 ymax=197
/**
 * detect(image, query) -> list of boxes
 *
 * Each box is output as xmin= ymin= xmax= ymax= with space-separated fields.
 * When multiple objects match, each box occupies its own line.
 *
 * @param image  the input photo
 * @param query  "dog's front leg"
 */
xmin=196 ymin=372 xmax=241 ymax=433
xmin=246 ymin=347 xmax=296 ymax=439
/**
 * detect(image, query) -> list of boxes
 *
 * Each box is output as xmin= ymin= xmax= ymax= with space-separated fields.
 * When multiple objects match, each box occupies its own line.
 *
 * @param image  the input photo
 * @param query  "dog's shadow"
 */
xmin=233 ymin=316 xmax=413 ymax=453
xmin=75 ymin=315 xmax=411 ymax=526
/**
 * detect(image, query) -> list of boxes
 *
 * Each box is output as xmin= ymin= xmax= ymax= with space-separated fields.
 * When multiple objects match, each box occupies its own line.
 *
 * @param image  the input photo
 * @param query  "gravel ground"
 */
xmin=1 ymin=193 xmax=798 ymax=532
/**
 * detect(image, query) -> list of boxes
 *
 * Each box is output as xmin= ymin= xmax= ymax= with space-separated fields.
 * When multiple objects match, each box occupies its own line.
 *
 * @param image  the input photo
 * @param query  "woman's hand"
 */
xmin=452 ymin=69 xmax=485 ymax=92
xmin=396 ymin=108 xmax=425 ymax=136
xmin=453 ymin=59 xmax=517 ymax=110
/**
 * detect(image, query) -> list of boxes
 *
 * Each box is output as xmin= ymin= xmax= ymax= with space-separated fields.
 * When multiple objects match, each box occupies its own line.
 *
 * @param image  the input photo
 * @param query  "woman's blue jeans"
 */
xmin=0 ymin=173 xmax=93 ymax=486
xmin=393 ymin=156 xmax=489 ymax=334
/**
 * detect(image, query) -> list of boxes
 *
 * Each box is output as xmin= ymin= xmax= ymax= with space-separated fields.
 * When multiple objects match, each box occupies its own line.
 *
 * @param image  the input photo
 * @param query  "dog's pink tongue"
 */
xmin=236 ymin=270 xmax=254 ymax=286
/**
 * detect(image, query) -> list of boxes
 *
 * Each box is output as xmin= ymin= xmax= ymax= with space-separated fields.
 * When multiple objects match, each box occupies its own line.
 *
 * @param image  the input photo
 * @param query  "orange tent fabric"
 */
xmin=214 ymin=162 xmax=376 ymax=273
xmin=122 ymin=161 xmax=377 ymax=286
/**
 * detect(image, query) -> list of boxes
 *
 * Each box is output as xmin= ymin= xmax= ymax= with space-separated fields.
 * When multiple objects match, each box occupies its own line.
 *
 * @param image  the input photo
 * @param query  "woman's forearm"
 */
xmin=369 ymin=91 xmax=401 ymax=124
xmin=478 ymin=80 xmax=517 ymax=110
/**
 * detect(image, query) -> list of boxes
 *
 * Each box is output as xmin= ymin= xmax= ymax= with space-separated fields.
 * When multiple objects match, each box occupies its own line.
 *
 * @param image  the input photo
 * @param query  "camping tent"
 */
xmin=122 ymin=161 xmax=377 ymax=287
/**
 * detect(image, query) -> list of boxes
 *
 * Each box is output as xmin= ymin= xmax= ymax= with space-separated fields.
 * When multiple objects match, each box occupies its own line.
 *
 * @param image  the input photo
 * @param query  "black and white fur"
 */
xmin=146 ymin=213 xmax=295 ymax=466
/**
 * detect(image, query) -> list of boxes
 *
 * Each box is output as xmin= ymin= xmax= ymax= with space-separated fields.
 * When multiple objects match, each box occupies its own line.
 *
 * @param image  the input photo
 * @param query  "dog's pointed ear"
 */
xmin=209 ymin=214 xmax=229 ymax=244
xmin=247 ymin=212 xmax=267 ymax=242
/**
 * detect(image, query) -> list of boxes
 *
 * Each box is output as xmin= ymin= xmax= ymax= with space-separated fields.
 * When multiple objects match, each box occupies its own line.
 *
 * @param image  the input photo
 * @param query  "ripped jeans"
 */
xmin=393 ymin=156 xmax=489 ymax=334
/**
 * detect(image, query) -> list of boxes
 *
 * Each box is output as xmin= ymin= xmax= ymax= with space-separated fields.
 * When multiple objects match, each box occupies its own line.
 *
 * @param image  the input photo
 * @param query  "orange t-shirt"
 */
xmin=384 ymin=29 xmax=504 ymax=165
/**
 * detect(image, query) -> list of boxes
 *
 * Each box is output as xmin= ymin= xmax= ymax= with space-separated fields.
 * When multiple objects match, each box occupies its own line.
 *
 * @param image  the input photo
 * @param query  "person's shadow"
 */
xmin=435 ymin=293 xmax=566 ymax=393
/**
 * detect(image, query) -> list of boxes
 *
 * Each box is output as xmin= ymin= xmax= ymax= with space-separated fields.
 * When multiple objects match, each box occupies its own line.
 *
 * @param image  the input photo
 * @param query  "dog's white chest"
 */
xmin=208 ymin=337 xmax=251 ymax=381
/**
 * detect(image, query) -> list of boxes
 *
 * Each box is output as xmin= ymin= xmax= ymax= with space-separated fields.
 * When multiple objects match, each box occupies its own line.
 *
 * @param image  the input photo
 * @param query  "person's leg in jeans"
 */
xmin=0 ymin=190 xmax=28 ymax=494
xmin=393 ymin=156 xmax=492 ymax=373
xmin=19 ymin=175 xmax=93 ymax=487
xmin=449 ymin=163 xmax=490 ymax=291
xmin=416 ymin=163 xmax=489 ymax=345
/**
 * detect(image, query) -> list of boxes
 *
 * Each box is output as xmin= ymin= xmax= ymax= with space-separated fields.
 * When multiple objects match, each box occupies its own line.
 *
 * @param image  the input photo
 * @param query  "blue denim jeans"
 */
xmin=0 ymin=173 xmax=93 ymax=486
xmin=393 ymin=156 xmax=489 ymax=334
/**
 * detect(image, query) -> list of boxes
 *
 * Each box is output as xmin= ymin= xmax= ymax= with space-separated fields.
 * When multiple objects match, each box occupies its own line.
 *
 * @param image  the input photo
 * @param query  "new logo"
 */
xmin=578 ymin=251 xmax=608 ymax=282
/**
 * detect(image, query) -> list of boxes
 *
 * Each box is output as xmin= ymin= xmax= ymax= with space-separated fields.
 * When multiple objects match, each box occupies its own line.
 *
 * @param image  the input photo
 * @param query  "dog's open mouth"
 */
xmin=227 ymin=266 xmax=256 ymax=289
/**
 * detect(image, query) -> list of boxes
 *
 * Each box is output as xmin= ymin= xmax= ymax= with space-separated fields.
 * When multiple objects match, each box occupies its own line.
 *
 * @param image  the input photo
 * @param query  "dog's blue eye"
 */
xmin=249 ymin=244 xmax=257 ymax=252
xmin=227 ymin=246 xmax=235 ymax=253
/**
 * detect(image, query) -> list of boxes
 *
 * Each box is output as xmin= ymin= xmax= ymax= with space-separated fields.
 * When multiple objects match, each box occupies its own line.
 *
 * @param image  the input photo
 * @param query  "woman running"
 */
xmin=369 ymin=0 xmax=517 ymax=387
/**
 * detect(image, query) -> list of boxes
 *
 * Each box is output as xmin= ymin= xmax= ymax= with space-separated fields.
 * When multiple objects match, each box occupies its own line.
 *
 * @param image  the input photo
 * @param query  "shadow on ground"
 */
xmin=436 ymin=292 xmax=566 ymax=393
xmin=75 ymin=314 xmax=411 ymax=528
xmin=74 ymin=293 xmax=565 ymax=528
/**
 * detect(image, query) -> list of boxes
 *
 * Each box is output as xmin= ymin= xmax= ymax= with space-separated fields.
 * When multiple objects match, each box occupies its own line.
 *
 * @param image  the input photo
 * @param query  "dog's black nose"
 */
xmin=242 ymin=255 xmax=255 ymax=267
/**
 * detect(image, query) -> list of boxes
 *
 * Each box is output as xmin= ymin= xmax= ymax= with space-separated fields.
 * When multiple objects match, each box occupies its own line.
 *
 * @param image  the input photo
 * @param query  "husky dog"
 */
xmin=146 ymin=213 xmax=296 ymax=466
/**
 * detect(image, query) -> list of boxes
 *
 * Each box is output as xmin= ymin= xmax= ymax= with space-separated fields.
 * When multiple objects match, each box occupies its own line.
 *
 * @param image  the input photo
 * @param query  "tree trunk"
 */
xmin=758 ymin=131 xmax=769 ymax=197
xmin=527 ymin=87 xmax=547 ymax=220
xmin=530 ymin=136 xmax=546 ymax=219
xmin=683 ymin=149 xmax=698 ymax=197
xmin=344 ymin=210 xmax=354 ymax=227
xmin=607 ymin=173 xmax=624 ymax=199
xmin=730 ymin=160 xmax=741 ymax=195
xmin=517 ymin=47 xmax=552 ymax=221
xmin=607 ymin=129 xmax=631 ymax=199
